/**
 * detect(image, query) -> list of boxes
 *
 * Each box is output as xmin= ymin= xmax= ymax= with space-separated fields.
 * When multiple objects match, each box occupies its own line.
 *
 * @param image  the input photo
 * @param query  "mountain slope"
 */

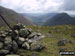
xmin=44 ymin=13 xmax=75 ymax=26
xmin=0 ymin=6 xmax=33 ymax=27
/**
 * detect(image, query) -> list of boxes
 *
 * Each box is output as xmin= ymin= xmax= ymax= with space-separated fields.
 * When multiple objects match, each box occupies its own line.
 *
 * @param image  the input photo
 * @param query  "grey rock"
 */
xmin=22 ymin=42 xmax=30 ymax=50
xmin=32 ymin=52 xmax=38 ymax=56
xmin=12 ymin=41 xmax=18 ymax=53
xmin=19 ymin=29 xmax=29 ymax=37
xmin=0 ymin=42 xmax=3 ymax=49
xmin=28 ymin=32 xmax=36 ymax=39
xmin=4 ymin=44 xmax=12 ymax=51
xmin=6 ymin=55 xmax=20 ymax=56
xmin=68 ymin=40 xmax=73 ymax=43
xmin=16 ymin=37 xmax=25 ymax=46
xmin=58 ymin=39 xmax=67 ymax=46
xmin=4 ymin=36 xmax=12 ymax=45
xmin=30 ymin=41 xmax=45 ymax=51
xmin=59 ymin=48 xmax=67 ymax=52
xmin=0 ymin=50 xmax=9 ymax=55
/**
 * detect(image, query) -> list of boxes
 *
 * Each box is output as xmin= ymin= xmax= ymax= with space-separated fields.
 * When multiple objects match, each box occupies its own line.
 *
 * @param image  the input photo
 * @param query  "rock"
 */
xmin=4 ymin=36 xmax=12 ymax=45
xmin=27 ymin=32 xmax=36 ymax=39
xmin=12 ymin=41 xmax=18 ymax=53
xmin=22 ymin=42 xmax=30 ymax=50
xmin=13 ymin=24 xmax=21 ymax=30
xmin=32 ymin=52 xmax=39 ymax=56
xmin=36 ymin=33 xmax=42 ymax=36
xmin=16 ymin=37 xmax=25 ymax=46
xmin=27 ymin=28 xmax=33 ymax=34
xmin=4 ymin=44 xmax=12 ymax=51
xmin=59 ymin=48 xmax=67 ymax=52
xmin=58 ymin=39 xmax=67 ymax=46
xmin=0 ymin=42 xmax=3 ymax=49
xmin=19 ymin=29 xmax=29 ymax=37
xmin=0 ymin=50 xmax=10 ymax=55
xmin=68 ymin=40 xmax=73 ymax=43
xmin=30 ymin=41 xmax=45 ymax=51
xmin=0 ymin=37 xmax=5 ymax=42
xmin=6 ymin=55 xmax=20 ymax=56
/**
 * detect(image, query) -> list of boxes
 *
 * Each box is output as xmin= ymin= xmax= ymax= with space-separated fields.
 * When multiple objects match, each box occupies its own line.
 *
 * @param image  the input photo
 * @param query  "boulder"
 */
xmin=22 ymin=42 xmax=30 ymax=50
xmin=19 ymin=29 xmax=29 ymax=37
xmin=12 ymin=41 xmax=18 ymax=53
xmin=16 ymin=37 xmax=25 ymax=46
xmin=0 ymin=42 xmax=3 ymax=49
xmin=0 ymin=50 xmax=10 ymax=55
xmin=4 ymin=44 xmax=12 ymax=51
xmin=4 ymin=36 xmax=12 ymax=45
xmin=30 ymin=41 xmax=45 ymax=51
xmin=32 ymin=52 xmax=39 ymax=56
xmin=58 ymin=39 xmax=67 ymax=46
xmin=6 ymin=55 xmax=20 ymax=56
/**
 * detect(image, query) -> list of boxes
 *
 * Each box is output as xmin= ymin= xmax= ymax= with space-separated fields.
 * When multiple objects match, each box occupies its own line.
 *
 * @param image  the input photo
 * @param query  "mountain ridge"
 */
xmin=43 ymin=13 xmax=75 ymax=26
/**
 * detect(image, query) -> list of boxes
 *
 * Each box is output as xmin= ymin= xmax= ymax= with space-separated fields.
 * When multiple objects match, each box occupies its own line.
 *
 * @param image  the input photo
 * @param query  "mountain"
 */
xmin=21 ymin=13 xmax=57 ymax=25
xmin=0 ymin=6 xmax=33 ymax=27
xmin=43 ymin=13 xmax=75 ymax=26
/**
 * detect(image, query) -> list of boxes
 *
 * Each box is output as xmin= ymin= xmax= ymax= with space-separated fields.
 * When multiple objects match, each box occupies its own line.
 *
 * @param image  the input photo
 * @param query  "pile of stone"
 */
xmin=0 ymin=23 xmax=45 ymax=56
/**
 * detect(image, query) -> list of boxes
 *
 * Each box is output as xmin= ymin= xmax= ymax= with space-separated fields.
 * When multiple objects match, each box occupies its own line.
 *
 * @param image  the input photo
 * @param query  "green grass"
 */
xmin=0 ymin=25 xmax=75 ymax=56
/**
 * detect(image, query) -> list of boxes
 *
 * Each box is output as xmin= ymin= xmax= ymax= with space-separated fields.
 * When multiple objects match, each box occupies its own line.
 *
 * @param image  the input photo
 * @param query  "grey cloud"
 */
xmin=61 ymin=0 xmax=75 ymax=11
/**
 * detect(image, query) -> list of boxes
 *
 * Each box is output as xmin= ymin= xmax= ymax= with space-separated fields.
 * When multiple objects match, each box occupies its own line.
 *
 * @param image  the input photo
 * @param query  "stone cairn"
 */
xmin=0 ymin=23 xmax=45 ymax=56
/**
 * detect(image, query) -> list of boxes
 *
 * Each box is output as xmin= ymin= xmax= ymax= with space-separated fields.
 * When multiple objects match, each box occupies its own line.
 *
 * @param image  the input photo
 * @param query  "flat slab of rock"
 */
xmin=6 ymin=55 xmax=20 ymax=56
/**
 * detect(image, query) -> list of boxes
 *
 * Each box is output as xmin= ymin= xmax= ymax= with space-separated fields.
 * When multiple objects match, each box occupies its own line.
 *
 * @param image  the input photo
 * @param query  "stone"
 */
xmin=19 ymin=29 xmax=29 ymax=37
xmin=27 ymin=32 xmax=36 ymax=39
xmin=22 ymin=42 xmax=30 ymax=50
xmin=30 ymin=41 xmax=45 ymax=51
xmin=0 ymin=50 xmax=10 ymax=55
xmin=32 ymin=52 xmax=39 ymax=56
xmin=16 ymin=37 xmax=25 ymax=46
xmin=68 ymin=40 xmax=73 ymax=43
xmin=0 ymin=36 xmax=5 ymax=42
xmin=59 ymin=48 xmax=67 ymax=52
xmin=58 ymin=39 xmax=67 ymax=46
xmin=36 ymin=33 xmax=42 ymax=36
xmin=27 ymin=28 xmax=33 ymax=34
xmin=0 ymin=42 xmax=3 ymax=49
xmin=4 ymin=44 xmax=12 ymax=51
xmin=4 ymin=36 xmax=12 ymax=45
xmin=12 ymin=41 xmax=18 ymax=53
xmin=6 ymin=55 xmax=20 ymax=56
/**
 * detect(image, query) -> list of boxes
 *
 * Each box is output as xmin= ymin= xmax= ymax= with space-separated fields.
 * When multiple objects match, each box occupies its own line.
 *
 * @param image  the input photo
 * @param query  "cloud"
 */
xmin=61 ymin=0 xmax=75 ymax=11
xmin=0 ymin=0 xmax=63 ymax=13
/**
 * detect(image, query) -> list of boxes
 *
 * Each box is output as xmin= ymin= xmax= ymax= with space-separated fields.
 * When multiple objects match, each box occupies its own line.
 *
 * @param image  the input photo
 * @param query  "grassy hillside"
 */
xmin=0 ymin=25 xmax=75 ymax=56
xmin=0 ymin=6 xmax=33 ymax=27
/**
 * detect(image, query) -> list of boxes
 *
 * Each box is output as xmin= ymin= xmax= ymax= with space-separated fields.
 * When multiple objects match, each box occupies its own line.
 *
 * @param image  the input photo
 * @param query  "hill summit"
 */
xmin=44 ymin=13 xmax=75 ymax=26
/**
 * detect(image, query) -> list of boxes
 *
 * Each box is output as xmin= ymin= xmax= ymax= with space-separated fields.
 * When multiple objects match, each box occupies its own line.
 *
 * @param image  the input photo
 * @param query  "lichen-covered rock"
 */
xmin=0 ymin=50 xmax=10 ymax=55
xmin=30 ymin=41 xmax=45 ymax=51
xmin=0 ymin=42 xmax=3 ymax=49
xmin=22 ymin=42 xmax=30 ymax=50
xmin=16 ymin=37 xmax=25 ymax=46
xmin=6 ymin=55 xmax=20 ymax=56
xmin=19 ymin=29 xmax=29 ymax=37
xmin=58 ymin=39 xmax=67 ymax=46
xmin=12 ymin=41 xmax=18 ymax=53
xmin=4 ymin=36 xmax=12 ymax=45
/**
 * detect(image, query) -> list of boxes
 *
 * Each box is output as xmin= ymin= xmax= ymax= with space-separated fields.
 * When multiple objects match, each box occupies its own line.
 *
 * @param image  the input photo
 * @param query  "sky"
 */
xmin=0 ymin=0 xmax=75 ymax=14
